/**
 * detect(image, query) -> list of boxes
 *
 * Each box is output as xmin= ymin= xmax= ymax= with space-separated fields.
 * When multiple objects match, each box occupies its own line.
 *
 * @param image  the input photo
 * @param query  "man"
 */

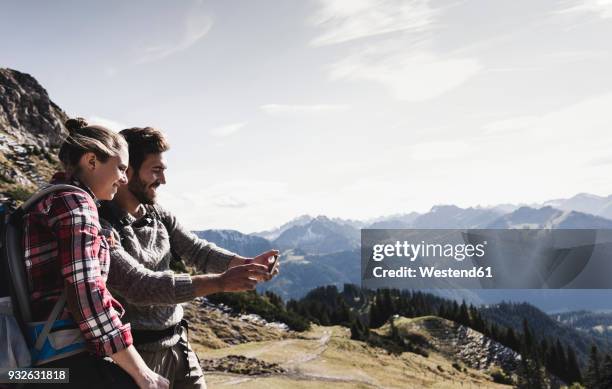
xmin=100 ymin=127 xmax=279 ymax=389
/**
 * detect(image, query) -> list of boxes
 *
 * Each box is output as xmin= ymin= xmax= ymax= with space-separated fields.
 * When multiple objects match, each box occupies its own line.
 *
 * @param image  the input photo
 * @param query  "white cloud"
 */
xmin=558 ymin=0 xmax=612 ymax=19
xmin=260 ymin=103 xmax=350 ymax=114
xmin=211 ymin=195 xmax=248 ymax=209
xmin=158 ymin=179 xmax=292 ymax=231
xmin=310 ymin=0 xmax=437 ymax=46
xmin=408 ymin=140 xmax=472 ymax=161
xmin=477 ymin=93 xmax=612 ymax=175
xmin=136 ymin=7 xmax=212 ymax=64
xmin=209 ymin=122 xmax=247 ymax=137
xmin=482 ymin=93 xmax=612 ymax=140
xmin=483 ymin=116 xmax=538 ymax=135
xmin=311 ymin=1 xmax=481 ymax=101
xmin=87 ymin=116 xmax=128 ymax=132
xmin=329 ymin=47 xmax=482 ymax=101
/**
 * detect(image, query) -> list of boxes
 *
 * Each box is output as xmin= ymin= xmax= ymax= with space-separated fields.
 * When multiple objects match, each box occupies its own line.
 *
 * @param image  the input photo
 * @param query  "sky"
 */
xmin=2 ymin=0 xmax=612 ymax=233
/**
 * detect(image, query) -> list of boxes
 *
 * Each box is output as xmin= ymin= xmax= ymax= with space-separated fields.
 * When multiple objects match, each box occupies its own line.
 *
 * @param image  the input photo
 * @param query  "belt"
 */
xmin=131 ymin=319 xmax=188 ymax=346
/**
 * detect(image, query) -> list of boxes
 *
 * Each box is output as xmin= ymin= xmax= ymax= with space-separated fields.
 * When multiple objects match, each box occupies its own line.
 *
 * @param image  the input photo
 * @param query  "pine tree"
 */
xmin=599 ymin=354 xmax=612 ymax=389
xmin=522 ymin=318 xmax=534 ymax=356
xmin=265 ymin=291 xmax=284 ymax=309
xmin=551 ymin=339 xmax=567 ymax=383
xmin=458 ymin=301 xmax=470 ymax=325
xmin=381 ymin=288 xmax=396 ymax=322
xmin=517 ymin=356 xmax=549 ymax=389
xmin=450 ymin=301 xmax=459 ymax=321
xmin=336 ymin=299 xmax=351 ymax=326
xmin=584 ymin=345 xmax=601 ymax=389
xmin=505 ymin=327 xmax=520 ymax=351
xmin=490 ymin=323 xmax=499 ymax=341
xmin=566 ymin=345 xmax=582 ymax=386
xmin=438 ymin=304 xmax=446 ymax=319
xmin=350 ymin=318 xmax=369 ymax=341
xmin=369 ymin=300 xmax=383 ymax=328
xmin=319 ymin=310 xmax=330 ymax=326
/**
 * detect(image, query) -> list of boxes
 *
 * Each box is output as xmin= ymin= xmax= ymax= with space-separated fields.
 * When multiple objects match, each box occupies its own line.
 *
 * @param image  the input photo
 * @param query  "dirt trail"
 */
xmin=286 ymin=330 xmax=330 ymax=365
xmin=207 ymin=327 xmax=384 ymax=388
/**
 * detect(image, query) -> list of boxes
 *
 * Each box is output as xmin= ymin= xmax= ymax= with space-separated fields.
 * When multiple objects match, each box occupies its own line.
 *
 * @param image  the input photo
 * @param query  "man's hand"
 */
xmin=251 ymin=249 xmax=280 ymax=279
xmin=226 ymin=249 xmax=281 ymax=282
xmin=218 ymin=263 xmax=270 ymax=292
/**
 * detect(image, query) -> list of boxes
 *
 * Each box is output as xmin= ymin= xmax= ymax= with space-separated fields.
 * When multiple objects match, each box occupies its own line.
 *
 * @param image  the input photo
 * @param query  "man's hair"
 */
xmin=119 ymin=127 xmax=170 ymax=172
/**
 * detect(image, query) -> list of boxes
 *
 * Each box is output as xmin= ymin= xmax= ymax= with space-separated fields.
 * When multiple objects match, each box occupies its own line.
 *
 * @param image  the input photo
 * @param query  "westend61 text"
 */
xmin=372 ymin=266 xmax=493 ymax=279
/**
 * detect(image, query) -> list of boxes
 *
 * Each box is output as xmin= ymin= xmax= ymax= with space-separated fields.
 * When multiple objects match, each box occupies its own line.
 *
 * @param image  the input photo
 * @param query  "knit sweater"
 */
xmin=102 ymin=201 xmax=236 ymax=351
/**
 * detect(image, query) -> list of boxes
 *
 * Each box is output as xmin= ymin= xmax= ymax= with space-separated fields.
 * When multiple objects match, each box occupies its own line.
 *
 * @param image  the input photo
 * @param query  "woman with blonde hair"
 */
xmin=23 ymin=118 xmax=168 ymax=389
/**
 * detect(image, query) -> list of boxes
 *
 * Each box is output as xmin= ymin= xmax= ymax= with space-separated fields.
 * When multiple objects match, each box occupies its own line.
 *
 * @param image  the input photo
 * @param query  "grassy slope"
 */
xmin=196 ymin=324 xmax=511 ymax=389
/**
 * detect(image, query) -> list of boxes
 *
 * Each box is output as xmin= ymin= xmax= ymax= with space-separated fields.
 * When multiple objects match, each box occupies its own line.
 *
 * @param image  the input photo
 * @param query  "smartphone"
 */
xmin=267 ymin=255 xmax=279 ymax=272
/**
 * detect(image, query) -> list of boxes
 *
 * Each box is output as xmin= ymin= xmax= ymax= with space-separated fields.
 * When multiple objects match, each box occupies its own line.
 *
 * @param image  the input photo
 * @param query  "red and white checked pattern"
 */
xmin=23 ymin=175 xmax=132 ymax=356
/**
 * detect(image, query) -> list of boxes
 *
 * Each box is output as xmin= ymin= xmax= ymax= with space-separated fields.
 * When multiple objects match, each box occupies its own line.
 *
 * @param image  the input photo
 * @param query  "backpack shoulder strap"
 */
xmin=6 ymin=184 xmax=88 ymax=324
xmin=20 ymin=184 xmax=87 ymax=211
xmin=33 ymin=290 xmax=67 ymax=351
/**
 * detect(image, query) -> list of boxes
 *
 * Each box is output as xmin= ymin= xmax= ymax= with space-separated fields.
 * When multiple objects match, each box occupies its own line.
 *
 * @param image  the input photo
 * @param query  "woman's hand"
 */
xmin=110 ymin=345 xmax=169 ymax=389
xmin=135 ymin=369 xmax=169 ymax=389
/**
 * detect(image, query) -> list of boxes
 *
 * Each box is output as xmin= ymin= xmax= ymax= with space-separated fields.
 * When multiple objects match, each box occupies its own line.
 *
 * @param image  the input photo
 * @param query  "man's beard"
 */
xmin=128 ymin=174 xmax=159 ymax=205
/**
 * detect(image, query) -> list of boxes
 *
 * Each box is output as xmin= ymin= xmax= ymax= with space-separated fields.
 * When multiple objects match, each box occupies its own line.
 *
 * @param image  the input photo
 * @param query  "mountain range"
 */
xmin=199 ymin=204 xmax=612 ymax=312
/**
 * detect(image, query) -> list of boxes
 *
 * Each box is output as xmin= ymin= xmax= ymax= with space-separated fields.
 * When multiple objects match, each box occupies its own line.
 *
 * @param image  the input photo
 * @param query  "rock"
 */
xmin=0 ymin=68 xmax=68 ymax=148
xmin=200 ymin=355 xmax=286 ymax=375
xmin=182 ymin=298 xmax=292 ymax=350
xmin=0 ymin=68 xmax=66 ymax=200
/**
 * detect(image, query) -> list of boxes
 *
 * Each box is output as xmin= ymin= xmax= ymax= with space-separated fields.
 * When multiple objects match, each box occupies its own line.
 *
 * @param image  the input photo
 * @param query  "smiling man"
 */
xmin=100 ymin=127 xmax=279 ymax=389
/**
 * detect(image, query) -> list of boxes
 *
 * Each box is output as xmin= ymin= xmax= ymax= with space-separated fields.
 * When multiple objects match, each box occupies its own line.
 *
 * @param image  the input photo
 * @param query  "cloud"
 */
xmin=260 ymin=103 xmax=350 ymax=114
xmin=159 ymin=179 xmax=291 ymax=231
xmin=589 ymin=155 xmax=612 ymax=166
xmin=212 ymin=195 xmax=248 ymax=209
xmin=87 ymin=116 xmax=128 ymax=132
xmin=557 ymin=0 xmax=612 ymax=19
xmin=482 ymin=93 xmax=612 ymax=140
xmin=310 ymin=0 xmax=437 ymax=46
xmin=311 ymin=1 xmax=482 ymax=101
xmin=136 ymin=6 xmax=213 ymax=64
xmin=329 ymin=46 xmax=482 ymax=101
xmin=483 ymin=115 xmax=538 ymax=135
xmin=478 ymin=93 xmax=612 ymax=172
xmin=408 ymin=140 xmax=472 ymax=161
xmin=209 ymin=122 xmax=247 ymax=137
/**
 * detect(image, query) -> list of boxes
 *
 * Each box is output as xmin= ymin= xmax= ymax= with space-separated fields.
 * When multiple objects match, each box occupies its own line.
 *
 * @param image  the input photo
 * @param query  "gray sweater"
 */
xmin=104 ymin=203 xmax=236 ymax=351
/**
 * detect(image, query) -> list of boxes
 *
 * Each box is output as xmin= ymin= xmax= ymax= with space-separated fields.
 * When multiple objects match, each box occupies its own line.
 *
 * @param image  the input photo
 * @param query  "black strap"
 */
xmin=131 ymin=320 xmax=188 ymax=346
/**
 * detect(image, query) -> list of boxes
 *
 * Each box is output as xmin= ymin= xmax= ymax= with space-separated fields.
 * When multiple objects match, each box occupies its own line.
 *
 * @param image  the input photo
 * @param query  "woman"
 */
xmin=23 ymin=118 xmax=168 ymax=389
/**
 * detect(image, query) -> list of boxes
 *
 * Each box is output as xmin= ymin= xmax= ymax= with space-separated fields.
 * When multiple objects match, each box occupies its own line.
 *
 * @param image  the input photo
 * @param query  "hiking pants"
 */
xmin=138 ymin=326 xmax=206 ymax=389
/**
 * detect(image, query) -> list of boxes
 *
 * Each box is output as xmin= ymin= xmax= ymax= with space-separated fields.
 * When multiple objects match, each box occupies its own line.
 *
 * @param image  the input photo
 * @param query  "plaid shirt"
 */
xmin=23 ymin=173 xmax=133 ymax=357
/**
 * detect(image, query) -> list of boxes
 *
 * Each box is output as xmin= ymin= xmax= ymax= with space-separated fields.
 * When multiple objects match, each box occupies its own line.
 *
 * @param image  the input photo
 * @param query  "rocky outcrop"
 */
xmin=453 ymin=323 xmax=520 ymax=373
xmin=0 ymin=68 xmax=67 ymax=148
xmin=381 ymin=316 xmax=521 ymax=374
xmin=183 ymin=297 xmax=292 ymax=350
xmin=200 ymin=355 xmax=286 ymax=375
xmin=0 ymin=68 xmax=66 ymax=199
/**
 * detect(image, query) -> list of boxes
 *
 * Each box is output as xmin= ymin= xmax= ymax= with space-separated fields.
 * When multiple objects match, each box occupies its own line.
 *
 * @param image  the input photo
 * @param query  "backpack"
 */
xmin=0 ymin=185 xmax=87 ymax=370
